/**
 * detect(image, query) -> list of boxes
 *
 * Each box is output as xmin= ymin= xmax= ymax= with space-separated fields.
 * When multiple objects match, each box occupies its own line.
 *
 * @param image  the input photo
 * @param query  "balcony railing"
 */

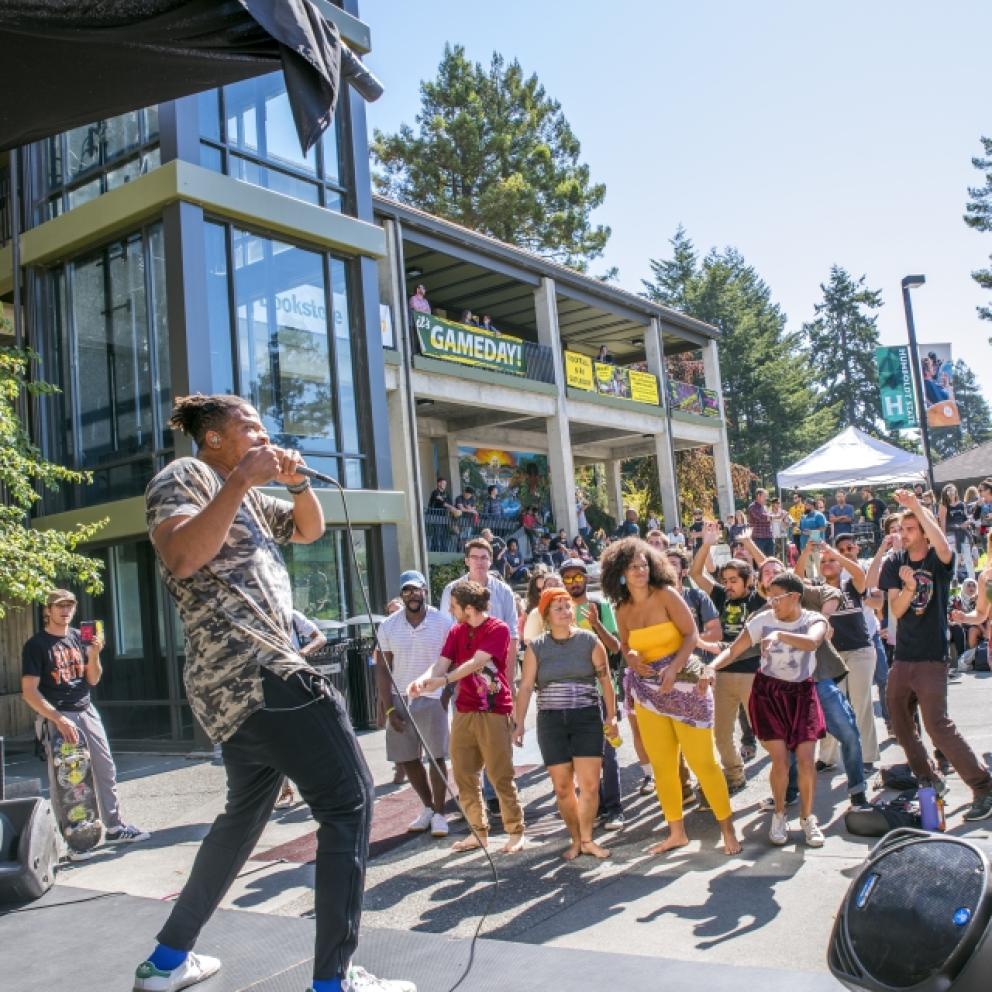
xmin=563 ymin=351 xmax=661 ymax=406
xmin=425 ymin=509 xmax=522 ymax=554
xmin=666 ymin=380 xmax=722 ymax=418
xmin=411 ymin=310 xmax=555 ymax=384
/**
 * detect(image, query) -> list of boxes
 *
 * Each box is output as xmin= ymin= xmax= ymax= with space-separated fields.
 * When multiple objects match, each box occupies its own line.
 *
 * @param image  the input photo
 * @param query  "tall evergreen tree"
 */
xmin=641 ymin=225 xmax=697 ymax=311
xmin=802 ymin=266 xmax=884 ymax=432
xmin=372 ymin=45 xmax=609 ymax=270
xmin=643 ymin=236 xmax=835 ymax=482
xmin=930 ymin=360 xmax=992 ymax=460
xmin=964 ymin=135 xmax=992 ymax=340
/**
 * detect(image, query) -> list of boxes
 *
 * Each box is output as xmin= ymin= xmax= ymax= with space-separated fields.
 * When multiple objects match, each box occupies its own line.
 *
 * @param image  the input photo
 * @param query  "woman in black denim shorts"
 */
xmin=513 ymin=587 xmax=619 ymax=860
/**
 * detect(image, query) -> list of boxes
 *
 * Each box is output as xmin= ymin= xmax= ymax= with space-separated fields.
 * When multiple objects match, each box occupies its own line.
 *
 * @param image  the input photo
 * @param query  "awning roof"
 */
xmin=0 ymin=0 xmax=345 ymax=154
xmin=777 ymin=426 xmax=928 ymax=491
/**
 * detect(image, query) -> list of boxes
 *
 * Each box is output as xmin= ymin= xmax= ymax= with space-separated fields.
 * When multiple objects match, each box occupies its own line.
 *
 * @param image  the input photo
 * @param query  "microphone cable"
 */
xmin=299 ymin=466 xmax=500 ymax=992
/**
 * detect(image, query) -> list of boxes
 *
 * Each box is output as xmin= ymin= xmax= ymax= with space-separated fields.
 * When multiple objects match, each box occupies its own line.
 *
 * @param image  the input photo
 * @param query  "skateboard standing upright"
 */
xmin=45 ymin=722 xmax=103 ymax=857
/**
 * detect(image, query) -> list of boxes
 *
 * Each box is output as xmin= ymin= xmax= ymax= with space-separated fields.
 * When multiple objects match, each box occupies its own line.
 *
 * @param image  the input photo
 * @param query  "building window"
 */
xmin=38 ymin=224 xmax=172 ymax=511
xmin=198 ymin=72 xmax=350 ymax=213
xmin=284 ymin=527 xmax=373 ymax=622
xmin=203 ymin=220 xmax=367 ymax=486
xmin=34 ymin=108 xmax=161 ymax=222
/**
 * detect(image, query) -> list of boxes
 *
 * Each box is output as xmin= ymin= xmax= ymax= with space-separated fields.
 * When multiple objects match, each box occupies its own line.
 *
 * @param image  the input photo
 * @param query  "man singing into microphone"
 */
xmin=135 ymin=395 xmax=413 ymax=992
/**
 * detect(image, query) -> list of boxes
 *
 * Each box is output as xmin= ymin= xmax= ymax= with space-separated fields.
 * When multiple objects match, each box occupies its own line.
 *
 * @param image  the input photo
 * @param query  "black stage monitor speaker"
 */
xmin=829 ymin=828 xmax=992 ymax=992
xmin=0 ymin=797 xmax=59 ymax=904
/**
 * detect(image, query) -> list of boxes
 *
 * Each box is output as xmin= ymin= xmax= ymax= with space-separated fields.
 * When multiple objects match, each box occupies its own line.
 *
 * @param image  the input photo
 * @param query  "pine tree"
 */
xmin=964 ymin=135 xmax=992 ymax=340
xmin=0 ymin=340 xmax=105 ymax=617
xmin=802 ymin=266 xmax=884 ymax=432
xmin=372 ymin=45 xmax=609 ymax=270
xmin=643 ymin=236 xmax=836 ymax=482
xmin=930 ymin=360 xmax=992 ymax=460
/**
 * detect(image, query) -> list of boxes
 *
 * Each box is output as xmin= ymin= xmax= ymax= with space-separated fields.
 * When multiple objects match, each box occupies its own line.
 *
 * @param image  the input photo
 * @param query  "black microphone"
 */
xmin=293 ymin=465 xmax=339 ymax=485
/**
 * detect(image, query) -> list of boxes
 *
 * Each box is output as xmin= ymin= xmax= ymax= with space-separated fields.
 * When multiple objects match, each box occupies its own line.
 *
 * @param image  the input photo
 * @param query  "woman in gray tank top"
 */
xmin=513 ymin=588 xmax=618 ymax=860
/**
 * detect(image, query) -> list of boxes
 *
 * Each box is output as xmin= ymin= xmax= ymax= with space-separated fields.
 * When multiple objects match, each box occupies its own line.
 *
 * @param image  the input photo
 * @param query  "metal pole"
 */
xmin=900 ymin=277 xmax=936 ymax=494
xmin=9 ymin=147 xmax=23 ymax=349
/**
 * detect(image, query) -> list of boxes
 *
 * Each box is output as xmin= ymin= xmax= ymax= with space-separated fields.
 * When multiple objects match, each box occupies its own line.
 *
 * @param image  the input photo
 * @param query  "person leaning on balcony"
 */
xmin=596 ymin=344 xmax=616 ymax=365
xmin=409 ymin=283 xmax=431 ymax=314
xmin=427 ymin=477 xmax=459 ymax=549
xmin=481 ymin=485 xmax=503 ymax=517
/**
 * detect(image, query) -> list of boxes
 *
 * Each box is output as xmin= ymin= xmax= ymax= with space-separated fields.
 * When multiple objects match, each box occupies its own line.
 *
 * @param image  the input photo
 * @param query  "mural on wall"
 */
xmin=457 ymin=446 xmax=552 ymax=519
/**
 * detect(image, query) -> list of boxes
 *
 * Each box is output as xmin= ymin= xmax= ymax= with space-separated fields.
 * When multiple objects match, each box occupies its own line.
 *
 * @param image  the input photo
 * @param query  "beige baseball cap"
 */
xmin=46 ymin=589 xmax=77 ymax=606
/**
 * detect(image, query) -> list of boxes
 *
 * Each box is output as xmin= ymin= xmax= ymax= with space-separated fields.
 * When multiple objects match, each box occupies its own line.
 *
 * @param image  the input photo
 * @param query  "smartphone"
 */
xmin=79 ymin=621 xmax=96 ymax=644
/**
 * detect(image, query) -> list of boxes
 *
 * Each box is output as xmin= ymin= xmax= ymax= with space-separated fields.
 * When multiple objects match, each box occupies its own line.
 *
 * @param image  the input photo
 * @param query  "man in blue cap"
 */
xmin=375 ymin=569 xmax=453 ymax=838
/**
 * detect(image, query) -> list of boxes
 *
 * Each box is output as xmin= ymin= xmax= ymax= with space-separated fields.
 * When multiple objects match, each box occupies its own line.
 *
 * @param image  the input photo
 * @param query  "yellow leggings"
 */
xmin=635 ymin=704 xmax=732 ymax=822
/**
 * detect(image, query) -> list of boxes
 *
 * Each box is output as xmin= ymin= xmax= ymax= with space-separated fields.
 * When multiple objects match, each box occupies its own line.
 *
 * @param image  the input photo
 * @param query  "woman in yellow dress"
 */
xmin=600 ymin=538 xmax=741 ymax=855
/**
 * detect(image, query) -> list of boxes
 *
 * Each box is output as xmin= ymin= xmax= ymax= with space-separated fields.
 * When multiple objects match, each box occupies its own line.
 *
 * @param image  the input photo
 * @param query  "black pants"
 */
xmin=158 ymin=668 xmax=374 ymax=981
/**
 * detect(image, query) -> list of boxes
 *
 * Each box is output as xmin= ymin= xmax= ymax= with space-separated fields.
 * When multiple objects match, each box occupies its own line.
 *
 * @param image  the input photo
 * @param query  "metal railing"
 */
xmin=425 ymin=509 xmax=523 ymax=554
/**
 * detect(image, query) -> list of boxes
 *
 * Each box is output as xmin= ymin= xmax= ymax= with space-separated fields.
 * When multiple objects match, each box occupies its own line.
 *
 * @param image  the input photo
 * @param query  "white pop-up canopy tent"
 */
xmin=777 ymin=426 xmax=927 ymax=491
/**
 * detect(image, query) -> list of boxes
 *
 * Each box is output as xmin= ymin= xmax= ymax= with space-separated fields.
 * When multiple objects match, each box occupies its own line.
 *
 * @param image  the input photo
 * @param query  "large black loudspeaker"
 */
xmin=829 ymin=828 xmax=992 ymax=992
xmin=0 ymin=797 xmax=59 ymax=903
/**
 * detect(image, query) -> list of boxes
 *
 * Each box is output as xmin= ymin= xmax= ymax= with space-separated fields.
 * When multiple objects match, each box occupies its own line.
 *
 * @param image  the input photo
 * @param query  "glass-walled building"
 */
xmin=0 ymin=2 xmax=402 ymax=747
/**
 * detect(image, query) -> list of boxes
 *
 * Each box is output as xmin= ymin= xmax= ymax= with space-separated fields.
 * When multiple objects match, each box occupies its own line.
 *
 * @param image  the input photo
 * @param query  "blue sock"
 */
xmin=310 ymin=980 xmax=343 ymax=992
xmin=148 ymin=944 xmax=188 ymax=971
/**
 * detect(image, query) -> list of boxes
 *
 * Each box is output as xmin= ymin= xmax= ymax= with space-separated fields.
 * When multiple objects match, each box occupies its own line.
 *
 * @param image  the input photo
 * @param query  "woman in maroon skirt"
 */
xmin=703 ymin=573 xmax=828 ymax=848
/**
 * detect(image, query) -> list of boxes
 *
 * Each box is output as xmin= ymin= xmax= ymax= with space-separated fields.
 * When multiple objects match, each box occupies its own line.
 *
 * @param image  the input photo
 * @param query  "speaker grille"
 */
xmin=846 ymin=839 xmax=986 ymax=988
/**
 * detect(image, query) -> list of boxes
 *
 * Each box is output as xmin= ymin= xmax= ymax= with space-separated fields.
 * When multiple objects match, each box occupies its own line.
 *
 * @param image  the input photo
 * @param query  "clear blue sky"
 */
xmin=361 ymin=1 xmax=992 ymax=403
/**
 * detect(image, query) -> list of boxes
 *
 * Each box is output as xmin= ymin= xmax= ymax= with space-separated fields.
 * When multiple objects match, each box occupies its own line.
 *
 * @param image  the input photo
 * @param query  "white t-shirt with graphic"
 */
xmin=744 ymin=609 xmax=825 ymax=683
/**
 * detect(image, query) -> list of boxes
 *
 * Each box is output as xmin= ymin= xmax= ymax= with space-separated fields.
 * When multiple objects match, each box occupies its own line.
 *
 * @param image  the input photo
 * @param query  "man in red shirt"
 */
xmin=409 ymin=580 xmax=525 ymax=853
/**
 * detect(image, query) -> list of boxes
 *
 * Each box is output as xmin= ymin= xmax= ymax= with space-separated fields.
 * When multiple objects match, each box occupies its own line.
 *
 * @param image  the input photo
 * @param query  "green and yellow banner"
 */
xmin=414 ymin=312 xmax=525 ymax=376
xmin=564 ymin=351 xmax=660 ymax=405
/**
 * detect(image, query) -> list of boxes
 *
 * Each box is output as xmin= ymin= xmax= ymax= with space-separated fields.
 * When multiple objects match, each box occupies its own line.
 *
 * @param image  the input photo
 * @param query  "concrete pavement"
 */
xmin=4 ymin=668 xmax=992 ymax=980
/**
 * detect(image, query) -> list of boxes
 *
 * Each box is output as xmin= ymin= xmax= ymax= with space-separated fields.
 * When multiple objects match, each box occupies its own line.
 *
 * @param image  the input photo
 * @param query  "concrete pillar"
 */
xmin=382 ymin=216 xmax=428 ymax=569
xmin=713 ymin=436 xmax=736 ymax=520
xmin=701 ymin=338 xmax=735 ymax=518
xmin=647 ymin=318 xmax=680 ymax=529
xmin=701 ymin=338 xmax=723 ymax=397
xmin=534 ymin=276 xmax=579 ymax=535
xmin=387 ymin=387 xmax=424 ymax=573
xmin=604 ymin=458 xmax=624 ymax=525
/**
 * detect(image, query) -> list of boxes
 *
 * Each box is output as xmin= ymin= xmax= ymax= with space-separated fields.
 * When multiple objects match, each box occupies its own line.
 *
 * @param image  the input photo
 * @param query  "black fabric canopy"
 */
xmin=0 ymin=0 xmax=350 ymax=154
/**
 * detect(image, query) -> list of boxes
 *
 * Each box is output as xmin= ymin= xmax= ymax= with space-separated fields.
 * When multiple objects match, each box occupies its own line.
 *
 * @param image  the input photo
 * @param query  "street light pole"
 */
xmin=900 ymin=274 xmax=936 ymax=493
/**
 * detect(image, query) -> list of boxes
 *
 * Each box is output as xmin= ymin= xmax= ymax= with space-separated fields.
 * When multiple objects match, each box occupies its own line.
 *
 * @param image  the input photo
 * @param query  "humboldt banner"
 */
xmin=414 ymin=312 xmax=525 ymax=376
xmin=917 ymin=342 xmax=960 ymax=428
xmin=874 ymin=346 xmax=919 ymax=430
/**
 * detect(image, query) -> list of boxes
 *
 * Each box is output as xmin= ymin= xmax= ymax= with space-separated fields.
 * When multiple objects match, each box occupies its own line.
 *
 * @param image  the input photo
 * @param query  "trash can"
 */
xmin=346 ymin=636 xmax=380 ymax=730
xmin=309 ymin=640 xmax=351 ymax=715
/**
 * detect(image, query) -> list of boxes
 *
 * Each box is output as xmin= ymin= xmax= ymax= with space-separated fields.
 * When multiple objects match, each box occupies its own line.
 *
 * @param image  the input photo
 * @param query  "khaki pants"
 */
xmin=450 ymin=710 xmax=524 ymax=838
xmin=713 ymin=671 xmax=755 ymax=787
xmin=820 ymin=646 xmax=881 ymax=766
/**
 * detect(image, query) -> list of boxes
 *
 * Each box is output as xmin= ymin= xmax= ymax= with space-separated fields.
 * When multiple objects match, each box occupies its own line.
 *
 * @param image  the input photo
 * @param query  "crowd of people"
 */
xmin=19 ymin=383 xmax=992 ymax=992
xmin=386 ymin=479 xmax=992 ymax=866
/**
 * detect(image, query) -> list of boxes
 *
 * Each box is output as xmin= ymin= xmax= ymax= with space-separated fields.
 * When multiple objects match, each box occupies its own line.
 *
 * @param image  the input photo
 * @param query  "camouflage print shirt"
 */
xmin=145 ymin=457 xmax=304 ymax=743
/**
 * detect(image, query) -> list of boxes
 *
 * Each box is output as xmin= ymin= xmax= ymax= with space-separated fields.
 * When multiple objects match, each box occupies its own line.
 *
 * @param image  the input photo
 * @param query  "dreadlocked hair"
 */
xmin=169 ymin=394 xmax=252 ymax=445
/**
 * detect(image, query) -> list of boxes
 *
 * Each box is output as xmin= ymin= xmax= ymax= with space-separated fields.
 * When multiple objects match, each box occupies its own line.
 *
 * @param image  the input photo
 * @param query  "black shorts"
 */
xmin=536 ymin=705 xmax=603 ymax=767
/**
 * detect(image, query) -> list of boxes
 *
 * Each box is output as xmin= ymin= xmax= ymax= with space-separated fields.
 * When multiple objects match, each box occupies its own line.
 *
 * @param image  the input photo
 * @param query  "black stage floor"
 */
xmin=2 ymin=886 xmax=843 ymax=992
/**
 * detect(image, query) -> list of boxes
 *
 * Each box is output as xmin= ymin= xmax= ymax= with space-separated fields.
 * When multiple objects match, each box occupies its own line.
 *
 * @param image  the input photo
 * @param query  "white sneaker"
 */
xmin=341 ymin=964 xmax=417 ymax=991
xmin=801 ymin=815 xmax=825 ymax=848
xmin=407 ymin=807 xmax=433 ymax=833
xmin=133 ymin=952 xmax=221 ymax=991
xmin=430 ymin=812 xmax=449 ymax=837
xmin=769 ymin=812 xmax=789 ymax=846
